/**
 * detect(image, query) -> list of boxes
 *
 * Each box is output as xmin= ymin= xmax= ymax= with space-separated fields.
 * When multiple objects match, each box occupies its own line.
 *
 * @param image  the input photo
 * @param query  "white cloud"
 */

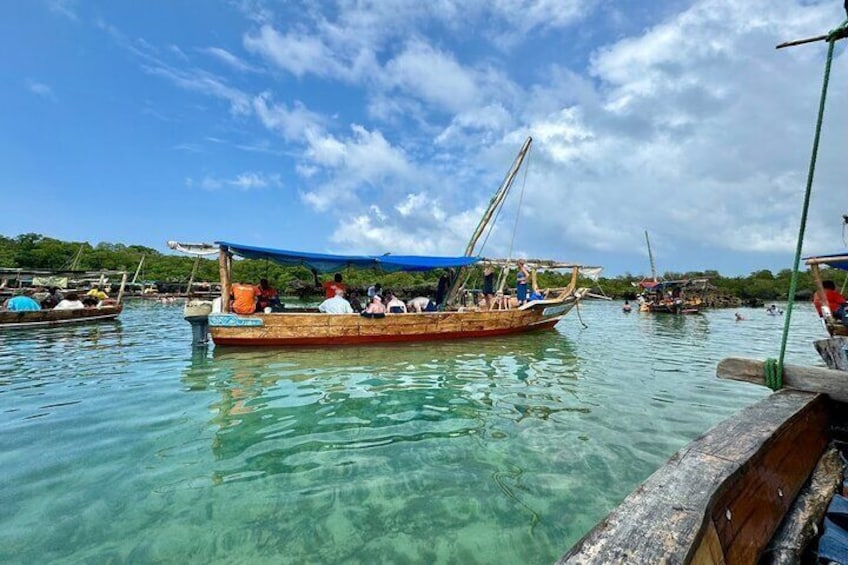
xmin=144 ymin=64 xmax=252 ymax=115
xmin=186 ymin=172 xmax=282 ymax=191
xmin=47 ymin=0 xmax=78 ymax=21
xmin=25 ymin=79 xmax=55 ymax=100
xmin=383 ymin=41 xmax=479 ymax=113
xmin=252 ymin=92 xmax=326 ymax=141
xmin=243 ymin=25 xmax=341 ymax=79
xmin=200 ymin=46 xmax=262 ymax=73
xmin=299 ymin=125 xmax=417 ymax=212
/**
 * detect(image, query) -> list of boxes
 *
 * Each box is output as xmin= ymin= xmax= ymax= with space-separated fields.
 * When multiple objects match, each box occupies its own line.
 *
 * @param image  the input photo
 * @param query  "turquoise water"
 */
xmin=0 ymin=300 xmax=827 ymax=564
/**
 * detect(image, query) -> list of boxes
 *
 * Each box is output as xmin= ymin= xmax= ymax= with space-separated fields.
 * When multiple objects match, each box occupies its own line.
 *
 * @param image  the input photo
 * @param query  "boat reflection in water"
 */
xmin=180 ymin=332 xmax=584 ymax=485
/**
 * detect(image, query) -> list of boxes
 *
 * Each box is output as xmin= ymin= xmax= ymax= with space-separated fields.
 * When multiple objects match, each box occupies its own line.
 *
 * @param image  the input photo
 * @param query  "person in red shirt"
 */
xmin=256 ymin=278 xmax=279 ymax=312
xmin=231 ymin=282 xmax=258 ymax=314
xmin=322 ymin=273 xmax=347 ymax=299
xmin=813 ymin=280 xmax=846 ymax=319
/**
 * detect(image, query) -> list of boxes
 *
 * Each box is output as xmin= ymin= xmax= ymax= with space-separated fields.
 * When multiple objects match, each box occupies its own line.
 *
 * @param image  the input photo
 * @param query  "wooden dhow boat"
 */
xmin=196 ymin=244 xmax=593 ymax=347
xmin=179 ymin=137 xmax=601 ymax=347
xmin=0 ymin=268 xmax=127 ymax=329
xmin=637 ymin=278 xmax=709 ymax=314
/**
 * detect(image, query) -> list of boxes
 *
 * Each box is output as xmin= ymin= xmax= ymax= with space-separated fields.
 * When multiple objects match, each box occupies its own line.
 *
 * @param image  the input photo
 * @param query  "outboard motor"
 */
xmin=184 ymin=300 xmax=213 ymax=347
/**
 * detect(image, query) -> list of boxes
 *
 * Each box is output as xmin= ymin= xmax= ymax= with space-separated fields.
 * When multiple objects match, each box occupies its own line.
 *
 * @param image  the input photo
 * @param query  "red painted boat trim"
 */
xmin=212 ymin=319 xmax=559 ymax=346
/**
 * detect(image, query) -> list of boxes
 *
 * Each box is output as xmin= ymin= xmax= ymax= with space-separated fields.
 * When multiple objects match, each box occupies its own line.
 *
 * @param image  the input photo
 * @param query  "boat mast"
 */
xmin=645 ymin=230 xmax=658 ymax=283
xmin=445 ymin=136 xmax=533 ymax=306
xmin=186 ymin=256 xmax=200 ymax=296
xmin=131 ymin=254 xmax=145 ymax=284
xmin=69 ymin=245 xmax=84 ymax=271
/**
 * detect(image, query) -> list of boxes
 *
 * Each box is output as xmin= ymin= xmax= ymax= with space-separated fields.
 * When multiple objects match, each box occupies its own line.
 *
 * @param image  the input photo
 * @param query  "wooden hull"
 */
xmin=560 ymin=390 xmax=833 ymax=564
xmin=647 ymin=301 xmax=705 ymax=314
xmin=0 ymin=305 xmax=123 ymax=329
xmin=209 ymin=296 xmax=582 ymax=347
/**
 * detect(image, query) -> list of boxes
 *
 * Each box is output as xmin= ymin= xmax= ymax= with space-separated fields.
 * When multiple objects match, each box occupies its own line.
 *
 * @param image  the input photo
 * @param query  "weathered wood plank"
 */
xmin=689 ymin=520 xmax=725 ymax=565
xmin=717 ymin=357 xmax=848 ymax=403
xmin=558 ymin=390 xmax=827 ymax=564
xmin=762 ymin=447 xmax=843 ymax=564
xmin=710 ymin=397 xmax=828 ymax=563
xmin=813 ymin=337 xmax=848 ymax=371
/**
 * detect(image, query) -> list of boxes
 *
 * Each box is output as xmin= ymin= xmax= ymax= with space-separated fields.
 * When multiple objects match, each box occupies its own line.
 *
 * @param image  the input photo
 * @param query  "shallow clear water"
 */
xmin=0 ymin=300 xmax=827 ymax=564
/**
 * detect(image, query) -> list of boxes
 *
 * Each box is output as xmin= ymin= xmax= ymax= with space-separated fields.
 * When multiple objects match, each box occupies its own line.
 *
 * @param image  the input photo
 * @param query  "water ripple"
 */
xmin=0 ymin=301 xmax=828 ymax=564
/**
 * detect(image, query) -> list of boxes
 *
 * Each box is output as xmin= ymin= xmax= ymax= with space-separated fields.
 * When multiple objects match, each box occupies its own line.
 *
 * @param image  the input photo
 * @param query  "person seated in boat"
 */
xmin=813 ymin=280 xmax=846 ymax=320
xmin=367 ymin=282 xmax=382 ymax=299
xmin=318 ymin=288 xmax=354 ymax=314
xmin=86 ymin=286 xmax=109 ymax=301
xmin=407 ymin=296 xmax=431 ymax=313
xmin=385 ymin=292 xmax=407 ymax=313
xmin=82 ymin=296 xmax=99 ymax=308
xmin=347 ymin=291 xmax=364 ymax=312
xmin=231 ymin=282 xmax=259 ymax=314
xmin=516 ymin=260 xmax=530 ymax=306
xmin=39 ymin=287 xmax=64 ymax=309
xmin=256 ymin=278 xmax=282 ymax=312
xmin=54 ymin=292 xmax=85 ymax=310
xmin=323 ymin=273 xmax=347 ymax=299
xmin=361 ymin=295 xmax=387 ymax=318
xmin=3 ymin=289 xmax=42 ymax=311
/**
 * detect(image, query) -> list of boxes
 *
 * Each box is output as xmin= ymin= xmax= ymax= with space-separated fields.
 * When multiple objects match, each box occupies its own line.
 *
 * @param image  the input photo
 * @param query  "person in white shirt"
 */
xmin=54 ymin=292 xmax=85 ymax=310
xmin=318 ymin=288 xmax=354 ymax=314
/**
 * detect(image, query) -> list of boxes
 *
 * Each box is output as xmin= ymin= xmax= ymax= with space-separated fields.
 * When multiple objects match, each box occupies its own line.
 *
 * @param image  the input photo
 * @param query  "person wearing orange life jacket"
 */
xmin=231 ymin=282 xmax=259 ymax=314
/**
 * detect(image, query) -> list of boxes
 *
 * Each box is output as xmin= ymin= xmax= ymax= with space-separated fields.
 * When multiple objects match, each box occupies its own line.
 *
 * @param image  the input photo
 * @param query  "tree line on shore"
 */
xmin=2 ymin=233 xmax=842 ymax=302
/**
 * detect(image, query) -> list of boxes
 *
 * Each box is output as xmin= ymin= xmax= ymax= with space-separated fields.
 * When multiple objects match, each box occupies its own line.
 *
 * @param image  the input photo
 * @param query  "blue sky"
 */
xmin=2 ymin=0 xmax=847 ymax=276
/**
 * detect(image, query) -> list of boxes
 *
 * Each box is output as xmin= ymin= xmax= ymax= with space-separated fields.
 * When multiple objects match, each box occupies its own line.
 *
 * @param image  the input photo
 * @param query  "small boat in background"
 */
xmin=0 ymin=268 xmax=127 ymax=329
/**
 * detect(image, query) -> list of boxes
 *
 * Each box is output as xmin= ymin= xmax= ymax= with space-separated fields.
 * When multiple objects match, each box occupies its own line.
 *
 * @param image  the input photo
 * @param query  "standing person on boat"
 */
xmin=318 ymin=288 xmax=354 ymax=314
xmin=813 ymin=280 xmax=846 ymax=320
xmin=3 ymin=289 xmax=42 ymax=311
xmin=435 ymin=272 xmax=450 ymax=308
xmin=516 ymin=260 xmax=530 ymax=306
xmin=482 ymin=265 xmax=495 ymax=310
xmin=54 ymin=292 xmax=84 ymax=310
xmin=323 ymin=273 xmax=347 ymax=299
xmin=256 ymin=278 xmax=280 ymax=312
xmin=231 ymin=282 xmax=259 ymax=314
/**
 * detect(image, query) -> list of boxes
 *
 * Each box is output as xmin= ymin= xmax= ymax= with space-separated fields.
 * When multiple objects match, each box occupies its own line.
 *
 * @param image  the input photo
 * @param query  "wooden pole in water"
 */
xmin=218 ymin=246 xmax=231 ymax=313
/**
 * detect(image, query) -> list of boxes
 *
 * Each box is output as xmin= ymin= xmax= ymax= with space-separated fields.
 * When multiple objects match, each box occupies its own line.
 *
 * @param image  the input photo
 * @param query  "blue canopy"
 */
xmin=805 ymin=252 xmax=848 ymax=272
xmin=216 ymin=241 xmax=481 ymax=273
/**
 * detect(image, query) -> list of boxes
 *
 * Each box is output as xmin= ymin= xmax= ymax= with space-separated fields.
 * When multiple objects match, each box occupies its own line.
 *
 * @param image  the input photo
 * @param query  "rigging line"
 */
xmin=505 ymin=143 xmax=532 ymax=263
xmin=777 ymin=27 xmax=843 ymax=383
xmin=477 ymin=143 xmax=534 ymax=257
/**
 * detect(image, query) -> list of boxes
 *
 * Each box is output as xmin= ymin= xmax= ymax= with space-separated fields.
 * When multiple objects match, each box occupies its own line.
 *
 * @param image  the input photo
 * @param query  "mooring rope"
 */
xmin=773 ymin=19 xmax=847 ymax=390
